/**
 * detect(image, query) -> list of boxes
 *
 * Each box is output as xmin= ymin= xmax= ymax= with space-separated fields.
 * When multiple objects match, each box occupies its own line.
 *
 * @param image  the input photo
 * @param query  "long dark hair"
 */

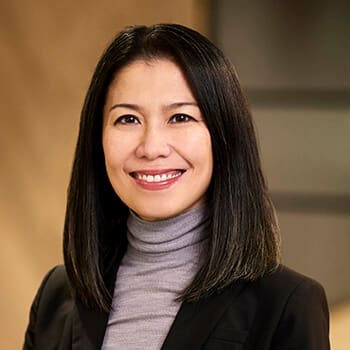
xmin=63 ymin=23 xmax=281 ymax=312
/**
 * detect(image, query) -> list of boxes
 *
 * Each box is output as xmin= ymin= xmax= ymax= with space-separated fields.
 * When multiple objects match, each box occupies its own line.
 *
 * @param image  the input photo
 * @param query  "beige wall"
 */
xmin=0 ymin=1 xmax=208 ymax=348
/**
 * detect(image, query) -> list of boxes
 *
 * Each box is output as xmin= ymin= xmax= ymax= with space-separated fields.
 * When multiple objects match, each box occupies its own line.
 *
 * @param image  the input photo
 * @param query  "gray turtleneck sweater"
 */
xmin=101 ymin=206 xmax=209 ymax=350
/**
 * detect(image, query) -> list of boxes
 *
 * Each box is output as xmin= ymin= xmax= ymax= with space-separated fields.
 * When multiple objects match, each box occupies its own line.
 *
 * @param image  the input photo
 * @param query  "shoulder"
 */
xmin=257 ymin=264 xmax=326 ymax=294
xmin=253 ymin=264 xmax=328 ymax=309
xmin=30 ymin=265 xmax=72 ymax=311
xmin=36 ymin=265 xmax=73 ymax=317
xmin=242 ymin=265 xmax=330 ymax=349
xmin=23 ymin=265 xmax=74 ymax=349
xmin=197 ymin=266 xmax=330 ymax=349
xmin=208 ymin=265 xmax=330 ymax=349
xmin=37 ymin=265 xmax=71 ymax=298
xmin=243 ymin=264 xmax=329 ymax=315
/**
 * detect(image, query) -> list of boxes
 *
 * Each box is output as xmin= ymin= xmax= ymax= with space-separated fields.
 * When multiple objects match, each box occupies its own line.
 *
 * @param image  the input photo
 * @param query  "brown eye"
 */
xmin=169 ymin=114 xmax=194 ymax=123
xmin=115 ymin=115 xmax=140 ymax=125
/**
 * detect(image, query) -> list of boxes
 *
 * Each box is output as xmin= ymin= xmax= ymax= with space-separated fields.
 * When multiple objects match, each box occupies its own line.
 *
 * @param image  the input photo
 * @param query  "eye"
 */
xmin=114 ymin=114 xmax=140 ymax=125
xmin=169 ymin=113 xmax=195 ymax=124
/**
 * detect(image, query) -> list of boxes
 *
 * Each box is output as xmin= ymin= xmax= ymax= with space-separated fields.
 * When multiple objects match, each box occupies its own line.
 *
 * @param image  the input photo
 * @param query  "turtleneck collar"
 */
xmin=126 ymin=205 xmax=210 ymax=255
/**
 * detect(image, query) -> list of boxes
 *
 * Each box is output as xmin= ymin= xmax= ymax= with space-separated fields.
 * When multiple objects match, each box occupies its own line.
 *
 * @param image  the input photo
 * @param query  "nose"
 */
xmin=135 ymin=126 xmax=171 ymax=160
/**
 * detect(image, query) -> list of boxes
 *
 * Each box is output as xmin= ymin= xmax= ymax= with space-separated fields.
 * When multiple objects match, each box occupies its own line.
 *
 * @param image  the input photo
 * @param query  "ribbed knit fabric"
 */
xmin=101 ymin=205 xmax=209 ymax=350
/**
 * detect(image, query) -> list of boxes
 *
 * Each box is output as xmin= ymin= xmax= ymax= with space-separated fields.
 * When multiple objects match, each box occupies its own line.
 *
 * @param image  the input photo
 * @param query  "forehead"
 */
xmin=106 ymin=58 xmax=196 ymax=103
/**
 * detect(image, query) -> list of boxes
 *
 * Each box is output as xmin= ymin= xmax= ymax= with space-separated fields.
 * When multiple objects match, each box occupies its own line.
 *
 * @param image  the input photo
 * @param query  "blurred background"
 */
xmin=0 ymin=0 xmax=349 ymax=348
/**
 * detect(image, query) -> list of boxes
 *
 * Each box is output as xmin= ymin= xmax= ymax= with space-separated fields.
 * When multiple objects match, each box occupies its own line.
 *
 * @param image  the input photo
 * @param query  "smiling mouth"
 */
xmin=130 ymin=170 xmax=185 ymax=183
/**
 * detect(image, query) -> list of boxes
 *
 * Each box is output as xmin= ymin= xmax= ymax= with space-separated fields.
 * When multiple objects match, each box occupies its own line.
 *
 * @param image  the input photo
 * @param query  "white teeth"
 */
xmin=136 ymin=171 xmax=182 ymax=183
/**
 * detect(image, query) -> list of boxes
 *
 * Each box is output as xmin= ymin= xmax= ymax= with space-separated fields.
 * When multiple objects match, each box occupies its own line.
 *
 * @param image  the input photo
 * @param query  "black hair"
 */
xmin=63 ymin=23 xmax=281 ymax=311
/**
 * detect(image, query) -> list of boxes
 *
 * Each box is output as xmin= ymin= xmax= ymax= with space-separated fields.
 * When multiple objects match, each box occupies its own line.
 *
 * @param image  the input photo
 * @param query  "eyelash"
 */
xmin=114 ymin=115 xmax=140 ymax=125
xmin=114 ymin=113 xmax=195 ymax=125
xmin=169 ymin=113 xmax=195 ymax=123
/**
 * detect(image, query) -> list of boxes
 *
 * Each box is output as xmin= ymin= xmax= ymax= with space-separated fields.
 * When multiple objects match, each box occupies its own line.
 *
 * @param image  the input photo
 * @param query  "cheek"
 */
xmin=179 ymin=129 xmax=213 ymax=182
xmin=102 ymin=134 xmax=125 ymax=173
xmin=190 ymin=131 xmax=213 ymax=166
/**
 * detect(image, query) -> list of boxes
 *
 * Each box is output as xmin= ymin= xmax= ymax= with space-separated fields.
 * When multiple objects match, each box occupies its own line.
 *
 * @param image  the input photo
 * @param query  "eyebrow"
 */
xmin=108 ymin=102 xmax=198 ymax=113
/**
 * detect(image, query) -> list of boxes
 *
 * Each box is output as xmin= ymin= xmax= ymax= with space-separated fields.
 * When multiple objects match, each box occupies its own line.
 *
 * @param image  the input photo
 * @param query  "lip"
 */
xmin=130 ymin=169 xmax=185 ymax=190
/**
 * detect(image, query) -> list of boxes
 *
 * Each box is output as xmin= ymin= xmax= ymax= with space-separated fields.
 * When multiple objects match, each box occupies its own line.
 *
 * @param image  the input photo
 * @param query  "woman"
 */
xmin=23 ymin=24 xmax=330 ymax=349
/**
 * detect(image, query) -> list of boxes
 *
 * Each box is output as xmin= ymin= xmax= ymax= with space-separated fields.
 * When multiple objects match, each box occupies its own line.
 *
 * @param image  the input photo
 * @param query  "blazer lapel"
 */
xmin=161 ymin=280 xmax=247 ymax=350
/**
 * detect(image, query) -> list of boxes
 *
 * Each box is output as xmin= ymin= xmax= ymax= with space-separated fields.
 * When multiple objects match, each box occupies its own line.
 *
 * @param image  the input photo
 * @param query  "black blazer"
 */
xmin=23 ymin=265 xmax=330 ymax=349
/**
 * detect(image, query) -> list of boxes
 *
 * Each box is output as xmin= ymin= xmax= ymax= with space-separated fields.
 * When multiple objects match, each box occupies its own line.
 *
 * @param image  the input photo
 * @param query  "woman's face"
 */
xmin=102 ymin=58 xmax=213 ymax=221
